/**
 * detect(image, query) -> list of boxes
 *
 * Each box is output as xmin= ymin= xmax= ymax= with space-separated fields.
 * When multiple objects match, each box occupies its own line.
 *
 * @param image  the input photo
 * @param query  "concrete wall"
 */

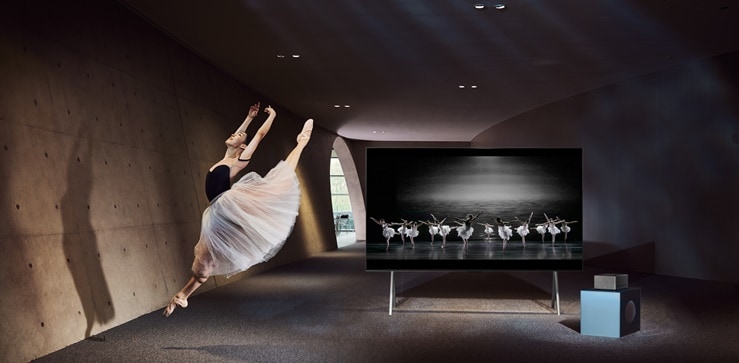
xmin=0 ymin=1 xmax=337 ymax=362
xmin=472 ymin=52 xmax=739 ymax=283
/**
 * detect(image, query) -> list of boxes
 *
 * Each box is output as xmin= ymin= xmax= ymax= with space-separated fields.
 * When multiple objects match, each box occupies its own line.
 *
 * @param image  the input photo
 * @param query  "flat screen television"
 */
xmin=366 ymin=147 xmax=582 ymax=271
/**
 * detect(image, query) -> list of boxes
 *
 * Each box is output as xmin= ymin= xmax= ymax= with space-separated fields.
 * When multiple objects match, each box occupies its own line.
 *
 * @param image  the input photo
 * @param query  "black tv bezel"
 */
xmin=365 ymin=147 xmax=583 ymax=272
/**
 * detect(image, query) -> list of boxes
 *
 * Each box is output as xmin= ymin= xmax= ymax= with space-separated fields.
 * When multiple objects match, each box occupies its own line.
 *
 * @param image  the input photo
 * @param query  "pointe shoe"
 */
xmin=297 ymin=119 xmax=313 ymax=144
xmin=163 ymin=296 xmax=188 ymax=317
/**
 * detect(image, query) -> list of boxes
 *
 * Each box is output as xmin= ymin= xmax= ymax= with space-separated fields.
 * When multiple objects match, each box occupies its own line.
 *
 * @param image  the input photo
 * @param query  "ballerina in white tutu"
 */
xmin=495 ymin=217 xmax=514 ymax=248
xmin=370 ymin=217 xmax=397 ymax=250
xmin=421 ymin=215 xmax=442 ymax=245
xmin=514 ymin=212 xmax=533 ymax=247
xmin=395 ymin=220 xmax=409 ymax=245
xmin=434 ymin=216 xmax=452 ymax=248
xmin=535 ymin=223 xmax=547 ymax=243
xmin=454 ymin=213 xmax=480 ymax=249
xmin=164 ymin=103 xmax=313 ymax=317
xmin=405 ymin=220 xmax=420 ymax=248
xmin=543 ymin=213 xmax=562 ymax=244
xmin=558 ymin=219 xmax=578 ymax=242
xmin=478 ymin=222 xmax=496 ymax=240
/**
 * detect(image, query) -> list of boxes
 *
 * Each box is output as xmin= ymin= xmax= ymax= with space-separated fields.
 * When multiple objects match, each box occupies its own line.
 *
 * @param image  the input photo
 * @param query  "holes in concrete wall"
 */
xmin=28 ymin=263 xmax=33 ymax=268
xmin=16 ymin=204 xmax=20 ymax=210
xmin=41 ymin=322 xmax=45 ymax=328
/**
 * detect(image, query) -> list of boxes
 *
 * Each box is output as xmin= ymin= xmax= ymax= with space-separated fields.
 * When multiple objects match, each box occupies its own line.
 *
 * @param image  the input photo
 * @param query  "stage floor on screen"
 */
xmin=367 ymin=239 xmax=582 ymax=261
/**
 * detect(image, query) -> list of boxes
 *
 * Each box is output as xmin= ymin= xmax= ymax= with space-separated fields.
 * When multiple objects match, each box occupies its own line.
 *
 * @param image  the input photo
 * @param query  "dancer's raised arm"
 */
xmin=234 ymin=102 xmax=260 ymax=135
xmin=231 ymin=105 xmax=277 ymax=175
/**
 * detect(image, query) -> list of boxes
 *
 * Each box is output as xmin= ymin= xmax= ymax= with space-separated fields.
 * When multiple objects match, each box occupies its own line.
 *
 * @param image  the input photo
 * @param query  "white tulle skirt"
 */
xmin=498 ymin=225 xmax=513 ymax=240
xmin=457 ymin=226 xmax=474 ymax=240
xmin=192 ymin=161 xmax=300 ymax=278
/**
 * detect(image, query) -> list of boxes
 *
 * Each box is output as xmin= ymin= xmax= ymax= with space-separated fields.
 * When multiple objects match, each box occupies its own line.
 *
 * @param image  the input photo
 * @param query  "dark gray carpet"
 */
xmin=35 ymin=243 xmax=739 ymax=362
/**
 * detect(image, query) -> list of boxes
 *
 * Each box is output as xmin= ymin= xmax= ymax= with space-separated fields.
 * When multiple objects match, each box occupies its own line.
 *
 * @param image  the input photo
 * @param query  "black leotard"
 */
xmin=205 ymin=165 xmax=231 ymax=202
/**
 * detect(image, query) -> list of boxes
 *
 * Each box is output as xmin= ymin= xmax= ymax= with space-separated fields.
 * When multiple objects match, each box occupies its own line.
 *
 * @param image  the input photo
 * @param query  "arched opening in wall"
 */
xmin=331 ymin=137 xmax=366 ymax=248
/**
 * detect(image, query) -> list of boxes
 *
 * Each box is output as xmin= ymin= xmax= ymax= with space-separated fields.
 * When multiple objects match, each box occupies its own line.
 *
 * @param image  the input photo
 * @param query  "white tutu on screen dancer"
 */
xmin=193 ymin=161 xmax=300 ymax=278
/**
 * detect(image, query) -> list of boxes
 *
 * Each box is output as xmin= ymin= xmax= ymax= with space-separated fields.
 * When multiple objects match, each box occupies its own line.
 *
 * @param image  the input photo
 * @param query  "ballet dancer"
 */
xmin=495 ymin=217 xmax=514 ymax=248
xmin=544 ymin=213 xmax=562 ymax=243
xmin=406 ymin=220 xmax=420 ymax=247
xmin=479 ymin=222 xmax=496 ymax=240
xmin=421 ymin=217 xmax=441 ymax=245
xmin=454 ymin=213 xmax=480 ymax=249
xmin=438 ymin=221 xmax=452 ymax=248
xmin=370 ymin=217 xmax=397 ymax=250
xmin=558 ymin=219 xmax=578 ymax=242
xmin=163 ymin=103 xmax=313 ymax=317
xmin=515 ymin=212 xmax=533 ymax=246
xmin=535 ymin=222 xmax=547 ymax=243
xmin=395 ymin=220 xmax=408 ymax=245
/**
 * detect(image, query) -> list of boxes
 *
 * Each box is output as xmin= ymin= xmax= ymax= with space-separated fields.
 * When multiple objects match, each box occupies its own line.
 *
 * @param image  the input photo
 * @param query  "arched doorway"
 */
xmin=331 ymin=137 xmax=366 ymax=247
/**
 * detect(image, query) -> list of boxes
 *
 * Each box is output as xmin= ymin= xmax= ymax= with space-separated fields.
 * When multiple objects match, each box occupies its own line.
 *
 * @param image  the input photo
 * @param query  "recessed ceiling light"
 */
xmin=459 ymin=85 xmax=465 ymax=89
xmin=471 ymin=85 xmax=478 ymax=89
xmin=276 ymin=54 xmax=285 ymax=58
xmin=494 ymin=4 xmax=506 ymax=10
xmin=344 ymin=105 xmax=351 ymax=108
xmin=474 ymin=4 xmax=486 ymax=10
xmin=291 ymin=54 xmax=301 ymax=58
xmin=334 ymin=105 xmax=341 ymax=108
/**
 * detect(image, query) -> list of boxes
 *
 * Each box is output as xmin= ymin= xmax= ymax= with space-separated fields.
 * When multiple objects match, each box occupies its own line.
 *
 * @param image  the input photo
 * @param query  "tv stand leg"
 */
xmin=552 ymin=271 xmax=561 ymax=315
xmin=389 ymin=271 xmax=396 ymax=315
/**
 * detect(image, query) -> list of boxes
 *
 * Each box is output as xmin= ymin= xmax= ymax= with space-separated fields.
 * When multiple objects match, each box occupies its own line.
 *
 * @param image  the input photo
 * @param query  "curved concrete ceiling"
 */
xmin=120 ymin=0 xmax=739 ymax=141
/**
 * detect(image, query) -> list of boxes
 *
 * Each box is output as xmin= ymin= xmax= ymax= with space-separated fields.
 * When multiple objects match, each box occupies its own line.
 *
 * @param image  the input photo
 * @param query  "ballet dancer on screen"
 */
xmin=515 ymin=212 xmax=533 ymax=247
xmin=479 ymin=222 xmax=496 ymax=240
xmin=163 ymin=103 xmax=313 ymax=317
xmin=454 ymin=213 xmax=480 ymax=249
xmin=495 ymin=217 xmax=514 ymax=248
xmin=395 ymin=220 xmax=408 ymax=245
xmin=370 ymin=217 xmax=397 ymax=250
xmin=422 ymin=216 xmax=442 ymax=245
xmin=543 ymin=213 xmax=562 ymax=243
xmin=406 ymin=220 xmax=420 ymax=247
xmin=558 ymin=219 xmax=578 ymax=242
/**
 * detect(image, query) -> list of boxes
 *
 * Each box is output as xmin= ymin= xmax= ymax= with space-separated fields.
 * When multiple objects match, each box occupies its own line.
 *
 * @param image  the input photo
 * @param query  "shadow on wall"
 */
xmin=61 ymin=129 xmax=114 ymax=337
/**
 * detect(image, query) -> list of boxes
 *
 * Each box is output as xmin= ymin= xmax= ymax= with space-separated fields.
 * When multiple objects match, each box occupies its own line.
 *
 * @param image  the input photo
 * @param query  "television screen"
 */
xmin=366 ymin=148 xmax=582 ymax=271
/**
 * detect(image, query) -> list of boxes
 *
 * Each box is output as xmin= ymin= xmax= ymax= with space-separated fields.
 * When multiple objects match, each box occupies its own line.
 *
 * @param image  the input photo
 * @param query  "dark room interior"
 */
xmin=1 ymin=1 xmax=738 ymax=362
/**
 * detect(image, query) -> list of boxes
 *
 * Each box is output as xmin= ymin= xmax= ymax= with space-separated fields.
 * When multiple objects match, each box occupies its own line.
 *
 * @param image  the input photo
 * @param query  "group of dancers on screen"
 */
xmin=370 ymin=212 xmax=578 ymax=250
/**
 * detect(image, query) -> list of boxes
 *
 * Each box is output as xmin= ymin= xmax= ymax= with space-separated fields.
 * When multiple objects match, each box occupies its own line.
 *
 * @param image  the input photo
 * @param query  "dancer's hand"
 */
xmin=264 ymin=105 xmax=276 ymax=116
xmin=248 ymin=102 xmax=261 ymax=118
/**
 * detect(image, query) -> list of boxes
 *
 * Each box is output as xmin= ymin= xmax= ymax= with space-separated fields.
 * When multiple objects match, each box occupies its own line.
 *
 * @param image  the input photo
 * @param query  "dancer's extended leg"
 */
xmin=286 ymin=119 xmax=313 ymax=170
xmin=163 ymin=273 xmax=209 ymax=317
